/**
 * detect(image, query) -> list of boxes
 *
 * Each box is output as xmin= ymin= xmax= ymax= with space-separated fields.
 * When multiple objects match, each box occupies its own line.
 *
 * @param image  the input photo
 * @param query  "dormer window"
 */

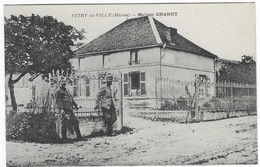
xmin=129 ymin=50 xmax=140 ymax=65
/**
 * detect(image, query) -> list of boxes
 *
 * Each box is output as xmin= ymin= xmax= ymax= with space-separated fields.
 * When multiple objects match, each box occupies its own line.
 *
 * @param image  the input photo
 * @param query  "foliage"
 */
xmin=5 ymin=14 xmax=85 ymax=112
xmin=161 ymin=97 xmax=190 ymax=110
xmin=217 ymin=55 xmax=256 ymax=84
xmin=241 ymin=55 xmax=255 ymax=64
xmin=202 ymin=98 xmax=231 ymax=110
xmin=6 ymin=112 xmax=61 ymax=143
xmin=5 ymin=14 xmax=85 ymax=76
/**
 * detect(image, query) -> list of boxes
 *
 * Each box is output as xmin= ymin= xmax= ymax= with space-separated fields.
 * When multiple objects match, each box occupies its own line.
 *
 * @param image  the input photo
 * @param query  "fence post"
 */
xmin=247 ymin=86 xmax=250 ymax=109
xmin=231 ymin=82 xmax=233 ymax=109
xmin=160 ymin=76 xmax=163 ymax=109
xmin=194 ymin=75 xmax=199 ymax=122
xmin=118 ymin=71 xmax=123 ymax=129
xmin=155 ymin=76 xmax=158 ymax=110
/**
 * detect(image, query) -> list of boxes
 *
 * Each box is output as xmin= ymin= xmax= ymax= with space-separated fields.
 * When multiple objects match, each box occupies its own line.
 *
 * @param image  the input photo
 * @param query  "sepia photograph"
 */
xmin=3 ymin=2 xmax=257 ymax=166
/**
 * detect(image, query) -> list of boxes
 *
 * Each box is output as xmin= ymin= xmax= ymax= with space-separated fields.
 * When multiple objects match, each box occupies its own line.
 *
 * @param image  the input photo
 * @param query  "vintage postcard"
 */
xmin=4 ymin=3 xmax=257 ymax=166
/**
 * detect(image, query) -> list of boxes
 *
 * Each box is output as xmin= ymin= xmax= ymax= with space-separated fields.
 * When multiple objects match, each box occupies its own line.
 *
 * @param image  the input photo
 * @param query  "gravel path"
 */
xmin=6 ymin=110 xmax=257 ymax=166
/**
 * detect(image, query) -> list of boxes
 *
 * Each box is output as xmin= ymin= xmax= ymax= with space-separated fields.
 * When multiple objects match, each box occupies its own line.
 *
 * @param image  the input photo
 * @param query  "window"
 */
xmin=102 ymin=54 xmax=109 ymax=68
xmin=124 ymin=73 xmax=128 ymax=82
xmin=123 ymin=74 xmax=129 ymax=96
xmin=79 ymin=78 xmax=90 ymax=97
xmin=102 ymin=55 xmax=105 ymax=68
xmin=73 ymin=78 xmax=79 ymax=97
xmin=131 ymin=72 xmax=140 ymax=89
xmin=140 ymin=72 xmax=146 ymax=95
xmin=125 ymin=71 xmax=146 ymax=96
xmin=129 ymin=50 xmax=139 ymax=65
xmin=80 ymin=78 xmax=85 ymax=96
xmin=86 ymin=78 xmax=90 ymax=97
xmin=198 ymin=75 xmax=208 ymax=97
xmin=198 ymin=75 xmax=207 ymax=83
xmin=134 ymin=52 xmax=138 ymax=63
xmin=129 ymin=53 xmax=132 ymax=65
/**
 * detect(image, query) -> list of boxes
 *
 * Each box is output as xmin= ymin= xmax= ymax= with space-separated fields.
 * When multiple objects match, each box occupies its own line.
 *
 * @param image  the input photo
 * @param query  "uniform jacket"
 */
xmin=55 ymin=87 xmax=77 ymax=111
xmin=96 ymin=84 xmax=114 ymax=110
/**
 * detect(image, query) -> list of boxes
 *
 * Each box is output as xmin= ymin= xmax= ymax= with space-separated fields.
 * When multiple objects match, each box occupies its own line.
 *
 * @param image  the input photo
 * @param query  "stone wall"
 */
xmin=129 ymin=109 xmax=257 ymax=123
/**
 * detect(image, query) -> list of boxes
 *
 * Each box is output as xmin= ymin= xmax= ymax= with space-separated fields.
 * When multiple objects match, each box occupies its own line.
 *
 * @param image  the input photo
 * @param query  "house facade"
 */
xmin=71 ymin=16 xmax=218 ymax=109
xmin=5 ymin=16 xmax=217 ymax=110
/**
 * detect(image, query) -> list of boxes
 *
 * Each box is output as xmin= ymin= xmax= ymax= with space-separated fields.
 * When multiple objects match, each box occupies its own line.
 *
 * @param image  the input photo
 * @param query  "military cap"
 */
xmin=106 ymin=75 xmax=113 ymax=81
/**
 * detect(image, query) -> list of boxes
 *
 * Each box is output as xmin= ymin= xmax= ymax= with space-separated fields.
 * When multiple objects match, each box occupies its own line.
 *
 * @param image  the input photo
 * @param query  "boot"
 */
xmin=74 ymin=124 xmax=82 ymax=139
xmin=106 ymin=124 xmax=113 ymax=136
xmin=61 ymin=120 xmax=68 ymax=140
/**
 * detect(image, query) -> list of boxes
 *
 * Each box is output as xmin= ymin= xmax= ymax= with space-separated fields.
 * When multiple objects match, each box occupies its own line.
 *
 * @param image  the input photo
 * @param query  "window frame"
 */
xmin=129 ymin=50 xmax=139 ymax=65
xmin=123 ymin=73 xmax=129 ymax=96
xmin=140 ymin=71 xmax=146 ymax=96
xmin=72 ymin=78 xmax=79 ymax=97
xmin=85 ymin=78 xmax=90 ymax=97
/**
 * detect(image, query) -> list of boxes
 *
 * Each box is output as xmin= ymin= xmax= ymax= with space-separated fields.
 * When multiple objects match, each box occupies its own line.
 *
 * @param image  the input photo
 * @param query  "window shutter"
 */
xmin=129 ymin=52 xmax=133 ymax=65
xmin=123 ymin=73 xmax=129 ymax=96
xmin=140 ymin=72 xmax=146 ymax=95
xmin=135 ymin=51 xmax=138 ymax=63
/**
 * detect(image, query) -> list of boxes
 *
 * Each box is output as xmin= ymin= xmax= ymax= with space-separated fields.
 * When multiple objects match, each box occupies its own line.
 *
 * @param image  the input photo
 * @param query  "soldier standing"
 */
xmin=55 ymin=78 xmax=82 ymax=141
xmin=95 ymin=75 xmax=117 ymax=136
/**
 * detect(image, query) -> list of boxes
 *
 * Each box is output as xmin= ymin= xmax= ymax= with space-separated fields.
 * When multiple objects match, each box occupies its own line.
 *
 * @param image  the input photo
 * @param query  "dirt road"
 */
xmin=6 ymin=110 xmax=257 ymax=166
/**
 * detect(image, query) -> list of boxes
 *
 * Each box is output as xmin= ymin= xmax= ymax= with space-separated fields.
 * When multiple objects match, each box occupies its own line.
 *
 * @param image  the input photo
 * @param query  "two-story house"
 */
xmin=68 ymin=16 xmax=218 ymax=109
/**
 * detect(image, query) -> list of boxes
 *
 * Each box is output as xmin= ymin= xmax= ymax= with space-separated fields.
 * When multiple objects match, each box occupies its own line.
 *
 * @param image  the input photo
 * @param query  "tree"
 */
xmin=241 ymin=55 xmax=255 ymax=64
xmin=5 ymin=14 xmax=85 ymax=113
xmin=216 ymin=55 xmax=256 ymax=84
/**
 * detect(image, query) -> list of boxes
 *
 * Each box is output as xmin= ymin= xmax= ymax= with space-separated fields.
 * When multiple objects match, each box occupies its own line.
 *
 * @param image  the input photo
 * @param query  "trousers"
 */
xmin=61 ymin=109 xmax=82 ymax=139
xmin=102 ymin=103 xmax=117 ymax=135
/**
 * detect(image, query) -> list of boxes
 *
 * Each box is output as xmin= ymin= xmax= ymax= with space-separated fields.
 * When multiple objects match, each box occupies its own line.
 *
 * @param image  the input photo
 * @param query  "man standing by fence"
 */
xmin=95 ymin=75 xmax=117 ymax=136
xmin=55 ymin=78 xmax=82 ymax=141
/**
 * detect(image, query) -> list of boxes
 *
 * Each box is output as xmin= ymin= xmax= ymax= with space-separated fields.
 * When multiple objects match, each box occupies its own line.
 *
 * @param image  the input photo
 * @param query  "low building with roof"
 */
xmin=70 ymin=16 xmax=218 ymax=109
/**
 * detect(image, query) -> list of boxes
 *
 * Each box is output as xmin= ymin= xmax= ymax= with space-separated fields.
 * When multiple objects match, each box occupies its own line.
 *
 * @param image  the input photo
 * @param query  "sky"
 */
xmin=4 ymin=3 xmax=256 ymax=61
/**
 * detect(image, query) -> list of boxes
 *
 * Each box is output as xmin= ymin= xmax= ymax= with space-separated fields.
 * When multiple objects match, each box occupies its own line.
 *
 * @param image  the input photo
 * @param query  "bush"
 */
xmin=6 ymin=112 xmax=61 ymax=143
xmin=161 ymin=98 xmax=189 ymax=110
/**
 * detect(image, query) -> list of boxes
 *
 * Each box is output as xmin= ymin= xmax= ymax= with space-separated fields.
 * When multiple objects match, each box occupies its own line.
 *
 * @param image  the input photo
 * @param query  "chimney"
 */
xmin=166 ymin=27 xmax=177 ymax=46
xmin=170 ymin=27 xmax=177 ymax=35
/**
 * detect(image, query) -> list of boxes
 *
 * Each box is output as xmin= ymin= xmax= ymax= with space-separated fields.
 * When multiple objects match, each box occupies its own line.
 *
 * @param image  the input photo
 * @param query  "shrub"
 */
xmin=6 ymin=112 xmax=61 ymax=143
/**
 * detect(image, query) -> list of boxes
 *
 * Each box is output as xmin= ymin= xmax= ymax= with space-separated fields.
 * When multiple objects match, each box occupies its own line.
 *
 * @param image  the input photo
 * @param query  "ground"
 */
xmin=6 ymin=109 xmax=258 ymax=166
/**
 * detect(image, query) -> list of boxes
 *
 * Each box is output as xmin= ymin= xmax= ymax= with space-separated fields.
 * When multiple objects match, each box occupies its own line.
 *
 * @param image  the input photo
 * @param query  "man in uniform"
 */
xmin=55 ymin=78 xmax=82 ymax=140
xmin=95 ymin=75 xmax=117 ymax=136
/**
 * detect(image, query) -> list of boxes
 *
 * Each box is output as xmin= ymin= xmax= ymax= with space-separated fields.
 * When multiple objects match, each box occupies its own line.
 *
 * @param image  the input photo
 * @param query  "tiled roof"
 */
xmin=75 ymin=17 xmax=158 ymax=55
xmin=76 ymin=16 xmax=217 ymax=58
xmin=153 ymin=18 xmax=217 ymax=58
